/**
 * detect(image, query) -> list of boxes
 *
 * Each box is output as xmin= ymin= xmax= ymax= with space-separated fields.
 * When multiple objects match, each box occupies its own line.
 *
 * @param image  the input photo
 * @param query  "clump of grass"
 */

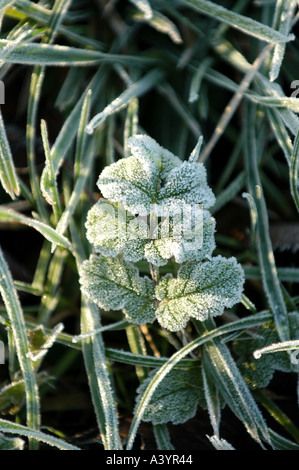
xmin=0 ymin=0 xmax=299 ymax=451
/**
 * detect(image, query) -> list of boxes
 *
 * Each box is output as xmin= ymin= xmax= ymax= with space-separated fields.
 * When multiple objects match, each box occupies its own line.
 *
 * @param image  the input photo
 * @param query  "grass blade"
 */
xmin=0 ymin=419 xmax=80 ymax=450
xmin=0 ymin=247 xmax=40 ymax=449
xmin=181 ymin=0 xmax=295 ymax=44
xmin=243 ymin=103 xmax=290 ymax=342
xmin=290 ymin=128 xmax=299 ymax=213
xmin=0 ymin=206 xmax=73 ymax=252
xmin=86 ymin=68 xmax=164 ymax=134
xmin=0 ymin=110 xmax=20 ymax=200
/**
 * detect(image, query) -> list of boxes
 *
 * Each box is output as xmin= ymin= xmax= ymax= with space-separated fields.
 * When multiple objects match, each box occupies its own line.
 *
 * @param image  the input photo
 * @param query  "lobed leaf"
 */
xmin=79 ymin=255 xmax=156 ymax=325
xmin=134 ymin=367 xmax=205 ymax=425
xmin=155 ymin=256 xmax=244 ymax=331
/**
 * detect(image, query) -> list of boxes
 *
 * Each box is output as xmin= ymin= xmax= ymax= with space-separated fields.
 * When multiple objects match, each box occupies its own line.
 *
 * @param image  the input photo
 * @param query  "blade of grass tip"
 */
xmin=86 ymin=68 xmax=164 ymax=135
xmin=290 ymin=128 xmax=299 ymax=213
xmin=269 ymin=0 xmax=297 ymax=82
xmin=129 ymin=0 xmax=153 ymax=20
xmin=74 ymin=89 xmax=92 ymax=182
xmin=69 ymin=220 xmax=122 ymax=450
xmin=198 ymin=43 xmax=273 ymax=163
xmin=56 ymin=131 xmax=100 ymax=238
xmin=0 ymin=110 xmax=20 ymax=200
xmin=134 ymin=9 xmax=183 ymax=44
xmin=0 ymin=418 xmax=80 ymax=450
xmin=0 ymin=247 xmax=40 ymax=449
xmin=40 ymin=119 xmax=62 ymax=222
xmin=243 ymin=102 xmax=290 ymax=343
xmin=125 ymin=312 xmax=273 ymax=449
xmin=42 ymin=67 xmax=107 ymax=193
xmin=124 ymin=97 xmax=139 ymax=157
xmin=180 ymin=0 xmax=295 ymax=44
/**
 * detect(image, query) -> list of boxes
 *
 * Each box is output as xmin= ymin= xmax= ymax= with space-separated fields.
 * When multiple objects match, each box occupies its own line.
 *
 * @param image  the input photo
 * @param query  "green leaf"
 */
xmin=86 ymin=199 xmax=216 ymax=266
xmin=144 ymin=209 xmax=216 ymax=266
xmin=0 ymin=39 xmax=153 ymax=66
xmin=135 ymin=367 xmax=205 ymax=425
xmin=155 ymin=161 xmax=216 ymax=212
xmin=85 ymin=199 xmax=148 ymax=262
xmin=79 ymin=255 xmax=156 ymax=325
xmin=97 ymin=134 xmax=182 ymax=215
xmin=0 ymin=206 xmax=72 ymax=252
xmin=86 ymin=69 xmax=164 ymax=134
xmin=155 ymin=256 xmax=244 ymax=331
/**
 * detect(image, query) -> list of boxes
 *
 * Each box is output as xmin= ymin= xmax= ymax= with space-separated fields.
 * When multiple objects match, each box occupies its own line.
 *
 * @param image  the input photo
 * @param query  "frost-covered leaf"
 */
xmin=144 ymin=209 xmax=216 ymax=266
xmin=79 ymin=255 xmax=156 ymax=325
xmin=86 ymin=198 xmax=216 ymax=266
xmin=135 ymin=367 xmax=205 ymax=424
xmin=155 ymin=256 xmax=244 ymax=331
xmin=233 ymin=312 xmax=299 ymax=389
xmin=155 ymin=161 xmax=215 ymax=213
xmin=97 ymin=134 xmax=215 ymax=217
xmin=97 ymin=134 xmax=181 ymax=215
xmin=85 ymin=199 xmax=148 ymax=261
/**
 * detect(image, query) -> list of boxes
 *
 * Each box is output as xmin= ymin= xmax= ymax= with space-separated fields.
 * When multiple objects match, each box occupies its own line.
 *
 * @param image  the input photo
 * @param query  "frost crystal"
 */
xmin=79 ymin=134 xmax=245 ymax=331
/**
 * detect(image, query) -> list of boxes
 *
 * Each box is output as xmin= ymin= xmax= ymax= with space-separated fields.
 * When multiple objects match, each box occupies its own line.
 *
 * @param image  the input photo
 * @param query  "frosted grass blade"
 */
xmin=0 ymin=419 xmax=80 ymax=450
xmin=0 ymin=247 xmax=40 ymax=449
xmin=244 ymin=103 xmax=290 ymax=342
xmin=86 ymin=68 xmax=164 ymax=134
xmin=40 ymin=119 xmax=61 ymax=220
xmin=181 ymin=0 xmax=295 ymax=44
xmin=69 ymin=221 xmax=122 ymax=450
xmin=269 ymin=0 xmax=297 ymax=82
xmin=0 ymin=39 xmax=154 ymax=66
xmin=253 ymin=340 xmax=299 ymax=359
xmin=290 ymin=129 xmax=299 ymax=213
xmin=0 ymin=111 xmax=20 ymax=200
xmin=129 ymin=0 xmax=153 ymax=20
xmin=0 ymin=206 xmax=72 ymax=252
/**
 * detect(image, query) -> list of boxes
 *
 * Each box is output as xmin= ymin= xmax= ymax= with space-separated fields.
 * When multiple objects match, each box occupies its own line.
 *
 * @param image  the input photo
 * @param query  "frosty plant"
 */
xmin=79 ymin=134 xmax=245 ymax=332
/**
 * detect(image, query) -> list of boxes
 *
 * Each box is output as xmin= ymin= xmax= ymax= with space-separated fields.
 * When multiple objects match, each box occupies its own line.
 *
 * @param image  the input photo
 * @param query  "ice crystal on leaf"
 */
xmin=155 ymin=256 xmax=245 ymax=331
xmin=79 ymin=255 xmax=156 ymax=324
